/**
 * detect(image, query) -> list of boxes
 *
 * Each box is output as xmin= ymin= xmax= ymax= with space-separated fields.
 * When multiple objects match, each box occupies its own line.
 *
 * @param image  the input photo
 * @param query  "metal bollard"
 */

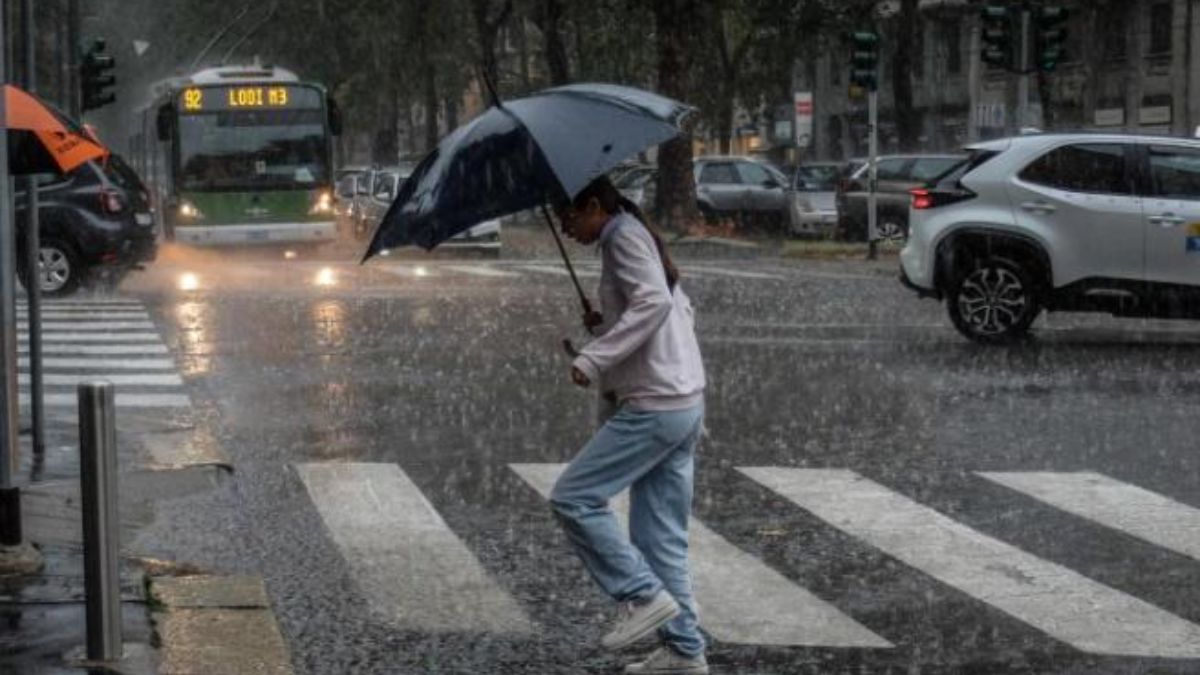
xmin=78 ymin=382 xmax=122 ymax=661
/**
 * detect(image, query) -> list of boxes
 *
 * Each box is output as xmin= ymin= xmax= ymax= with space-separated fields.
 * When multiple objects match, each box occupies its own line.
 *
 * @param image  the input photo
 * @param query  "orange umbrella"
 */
xmin=5 ymin=84 xmax=109 ymax=175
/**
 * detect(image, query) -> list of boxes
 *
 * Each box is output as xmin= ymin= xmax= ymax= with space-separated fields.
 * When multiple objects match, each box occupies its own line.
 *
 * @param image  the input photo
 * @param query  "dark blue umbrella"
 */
xmin=363 ymin=83 xmax=694 ymax=260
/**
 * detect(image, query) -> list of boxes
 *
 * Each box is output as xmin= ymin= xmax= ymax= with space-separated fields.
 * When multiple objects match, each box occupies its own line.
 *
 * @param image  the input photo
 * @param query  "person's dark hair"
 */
xmin=570 ymin=176 xmax=680 ymax=290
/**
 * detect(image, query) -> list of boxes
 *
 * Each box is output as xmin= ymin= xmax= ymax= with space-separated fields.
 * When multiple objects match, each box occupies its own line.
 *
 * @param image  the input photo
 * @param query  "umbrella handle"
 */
xmin=540 ymin=205 xmax=601 ymax=333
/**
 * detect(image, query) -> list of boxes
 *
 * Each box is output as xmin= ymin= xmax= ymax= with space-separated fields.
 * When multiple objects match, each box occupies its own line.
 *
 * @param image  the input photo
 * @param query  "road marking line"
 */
xmin=18 ymin=299 xmax=142 ymax=307
xmin=296 ymin=463 xmax=534 ymax=635
xmin=20 ymin=393 xmax=191 ymax=408
xmin=979 ymin=472 xmax=1200 ymax=563
xmin=442 ymin=264 xmax=523 ymax=278
xmin=20 ymin=373 xmax=184 ymax=386
xmin=32 ymin=311 xmax=151 ymax=320
xmin=19 ymin=332 xmax=162 ymax=343
xmin=19 ymin=321 xmax=156 ymax=331
xmin=684 ymin=266 xmax=783 ymax=280
xmin=738 ymin=468 xmax=1200 ymax=658
xmin=19 ymin=344 xmax=168 ymax=355
xmin=510 ymin=463 xmax=892 ymax=648
xmin=20 ymin=357 xmax=177 ymax=370
xmin=515 ymin=264 xmax=600 ymax=278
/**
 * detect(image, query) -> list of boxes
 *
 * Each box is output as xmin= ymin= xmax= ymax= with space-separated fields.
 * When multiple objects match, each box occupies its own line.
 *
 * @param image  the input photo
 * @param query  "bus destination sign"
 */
xmin=180 ymin=85 xmax=308 ymax=112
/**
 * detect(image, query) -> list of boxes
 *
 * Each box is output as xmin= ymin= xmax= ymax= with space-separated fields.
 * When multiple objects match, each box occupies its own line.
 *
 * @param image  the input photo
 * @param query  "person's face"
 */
xmin=556 ymin=197 xmax=608 ymax=244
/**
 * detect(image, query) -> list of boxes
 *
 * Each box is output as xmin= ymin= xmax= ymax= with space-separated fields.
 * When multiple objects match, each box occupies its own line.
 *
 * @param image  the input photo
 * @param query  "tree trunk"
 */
xmin=652 ymin=0 xmax=701 ymax=232
xmin=891 ymin=0 xmax=922 ymax=151
xmin=717 ymin=99 xmax=734 ymax=154
xmin=535 ymin=0 xmax=571 ymax=85
xmin=471 ymin=0 xmax=514 ymax=93
xmin=424 ymin=62 xmax=439 ymax=152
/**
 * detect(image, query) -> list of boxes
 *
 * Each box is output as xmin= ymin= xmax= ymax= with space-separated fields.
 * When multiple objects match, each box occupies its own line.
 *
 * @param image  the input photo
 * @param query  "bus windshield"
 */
xmin=178 ymin=108 xmax=329 ymax=191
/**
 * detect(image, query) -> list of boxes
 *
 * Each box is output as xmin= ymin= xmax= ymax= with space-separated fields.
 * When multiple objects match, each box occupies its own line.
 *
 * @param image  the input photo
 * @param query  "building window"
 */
xmin=1102 ymin=8 xmax=1128 ymax=61
xmin=939 ymin=20 xmax=961 ymax=75
xmin=1149 ymin=2 xmax=1172 ymax=55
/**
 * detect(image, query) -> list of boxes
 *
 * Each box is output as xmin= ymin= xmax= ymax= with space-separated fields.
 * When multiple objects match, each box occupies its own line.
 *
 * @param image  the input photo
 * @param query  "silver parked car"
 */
xmin=788 ymin=162 xmax=844 ymax=237
xmin=694 ymin=156 xmax=790 ymax=230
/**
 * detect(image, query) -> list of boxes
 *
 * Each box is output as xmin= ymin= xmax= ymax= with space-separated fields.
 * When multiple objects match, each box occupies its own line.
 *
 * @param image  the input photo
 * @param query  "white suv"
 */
xmin=900 ymin=133 xmax=1200 ymax=343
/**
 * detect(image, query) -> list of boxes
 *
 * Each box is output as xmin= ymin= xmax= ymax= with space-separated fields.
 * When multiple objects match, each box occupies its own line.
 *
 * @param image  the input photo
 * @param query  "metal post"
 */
xmin=866 ymin=87 xmax=879 ymax=261
xmin=21 ymin=0 xmax=43 ymax=459
xmin=24 ymin=177 xmax=44 ymax=456
xmin=1016 ymin=6 xmax=1031 ymax=132
xmin=0 ymin=0 xmax=25 ymax=548
xmin=79 ymin=382 xmax=122 ymax=661
xmin=67 ymin=0 xmax=80 ymax=119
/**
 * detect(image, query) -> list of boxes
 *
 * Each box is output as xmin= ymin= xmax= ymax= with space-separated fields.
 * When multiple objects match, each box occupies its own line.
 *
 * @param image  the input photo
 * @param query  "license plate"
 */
xmin=247 ymin=231 xmax=269 ymax=241
xmin=135 ymin=212 xmax=153 ymax=226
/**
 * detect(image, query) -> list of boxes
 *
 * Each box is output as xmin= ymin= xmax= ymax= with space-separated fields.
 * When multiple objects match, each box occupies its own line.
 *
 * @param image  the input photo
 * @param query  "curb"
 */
xmin=148 ymin=574 xmax=293 ymax=675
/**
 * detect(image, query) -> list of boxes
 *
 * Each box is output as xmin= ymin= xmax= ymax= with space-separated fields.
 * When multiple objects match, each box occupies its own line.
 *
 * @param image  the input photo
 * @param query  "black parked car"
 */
xmin=16 ymin=155 xmax=157 ymax=296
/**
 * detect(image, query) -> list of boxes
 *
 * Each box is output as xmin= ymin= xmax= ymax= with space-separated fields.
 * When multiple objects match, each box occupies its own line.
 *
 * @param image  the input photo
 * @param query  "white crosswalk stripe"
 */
xmin=19 ymin=320 xmax=156 ymax=331
xmin=15 ymin=298 xmax=191 ymax=412
xmin=739 ymin=468 xmax=1200 ymax=658
xmin=510 ymin=463 xmax=893 ymax=648
xmin=296 ymin=463 xmax=534 ymax=635
xmin=441 ymin=264 xmax=523 ymax=278
xmin=979 ymin=471 xmax=1200 ymax=563
xmin=20 ymin=344 xmax=169 ymax=355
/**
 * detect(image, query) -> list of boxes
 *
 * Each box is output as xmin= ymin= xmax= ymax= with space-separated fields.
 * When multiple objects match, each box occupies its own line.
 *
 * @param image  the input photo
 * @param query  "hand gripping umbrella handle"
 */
xmin=540 ymin=205 xmax=601 ymax=333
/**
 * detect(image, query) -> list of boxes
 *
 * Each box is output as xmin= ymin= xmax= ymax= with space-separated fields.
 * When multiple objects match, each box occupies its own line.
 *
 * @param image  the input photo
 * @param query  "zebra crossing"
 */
xmin=295 ymin=460 xmax=1200 ymax=660
xmin=14 ymin=297 xmax=191 ymax=411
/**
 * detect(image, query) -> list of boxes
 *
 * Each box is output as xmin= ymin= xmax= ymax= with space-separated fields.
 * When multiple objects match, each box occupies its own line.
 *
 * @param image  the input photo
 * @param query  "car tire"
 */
xmin=946 ymin=256 xmax=1041 ymax=344
xmin=30 ymin=237 xmax=84 ymax=297
xmin=699 ymin=204 xmax=718 ymax=225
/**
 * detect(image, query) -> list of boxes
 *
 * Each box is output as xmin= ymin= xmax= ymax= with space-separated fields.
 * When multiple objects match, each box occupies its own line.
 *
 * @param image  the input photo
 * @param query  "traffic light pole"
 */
xmin=67 ymin=0 xmax=81 ymax=119
xmin=1016 ymin=7 xmax=1032 ymax=131
xmin=867 ymin=88 xmax=879 ymax=261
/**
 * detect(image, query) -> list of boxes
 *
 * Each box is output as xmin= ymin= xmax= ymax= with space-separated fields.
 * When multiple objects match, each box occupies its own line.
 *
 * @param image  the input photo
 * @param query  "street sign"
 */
xmin=794 ymin=92 xmax=813 ymax=149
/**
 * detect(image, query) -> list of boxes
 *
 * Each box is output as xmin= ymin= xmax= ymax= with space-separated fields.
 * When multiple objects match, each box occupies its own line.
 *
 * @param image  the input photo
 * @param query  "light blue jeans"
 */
xmin=550 ymin=403 xmax=706 ymax=657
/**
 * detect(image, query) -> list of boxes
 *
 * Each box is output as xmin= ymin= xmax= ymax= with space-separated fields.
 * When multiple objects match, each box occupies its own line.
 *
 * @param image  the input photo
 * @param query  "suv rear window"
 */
xmin=931 ymin=150 xmax=1001 ymax=187
xmin=1019 ymin=143 xmax=1133 ymax=195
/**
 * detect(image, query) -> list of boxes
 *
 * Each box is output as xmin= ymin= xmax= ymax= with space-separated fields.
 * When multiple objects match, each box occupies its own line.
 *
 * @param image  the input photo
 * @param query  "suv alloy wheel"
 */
xmin=946 ymin=256 xmax=1040 ymax=344
xmin=36 ymin=238 xmax=83 ymax=297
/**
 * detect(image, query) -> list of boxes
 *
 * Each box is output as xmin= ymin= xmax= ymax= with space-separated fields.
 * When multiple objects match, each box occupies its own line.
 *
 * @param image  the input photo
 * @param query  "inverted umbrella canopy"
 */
xmin=364 ymin=83 xmax=693 ymax=260
xmin=5 ymin=84 xmax=109 ymax=175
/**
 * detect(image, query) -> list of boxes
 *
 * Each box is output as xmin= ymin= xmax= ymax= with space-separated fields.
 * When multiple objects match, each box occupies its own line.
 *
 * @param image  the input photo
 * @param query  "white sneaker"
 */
xmin=601 ymin=591 xmax=681 ymax=651
xmin=624 ymin=646 xmax=709 ymax=674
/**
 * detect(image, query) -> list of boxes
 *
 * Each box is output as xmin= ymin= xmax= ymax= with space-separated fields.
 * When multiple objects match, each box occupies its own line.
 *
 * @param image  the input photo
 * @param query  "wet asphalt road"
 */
xmin=120 ymin=235 xmax=1200 ymax=674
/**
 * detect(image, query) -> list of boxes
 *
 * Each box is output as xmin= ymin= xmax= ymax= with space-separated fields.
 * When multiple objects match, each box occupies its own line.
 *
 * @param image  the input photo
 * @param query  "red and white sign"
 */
xmin=794 ymin=92 xmax=814 ymax=148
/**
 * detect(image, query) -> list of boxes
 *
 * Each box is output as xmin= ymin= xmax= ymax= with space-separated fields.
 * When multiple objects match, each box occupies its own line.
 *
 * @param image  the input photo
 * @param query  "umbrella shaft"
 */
xmin=540 ymin=206 xmax=593 ymax=315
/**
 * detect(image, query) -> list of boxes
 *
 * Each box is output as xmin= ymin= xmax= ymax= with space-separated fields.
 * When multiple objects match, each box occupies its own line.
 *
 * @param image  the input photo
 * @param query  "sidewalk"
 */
xmin=0 ymin=403 xmax=291 ymax=674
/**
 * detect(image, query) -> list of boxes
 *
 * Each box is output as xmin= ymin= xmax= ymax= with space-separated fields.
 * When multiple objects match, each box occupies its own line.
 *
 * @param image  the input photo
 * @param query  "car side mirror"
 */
xmin=763 ymin=178 xmax=781 ymax=189
xmin=156 ymin=103 xmax=175 ymax=141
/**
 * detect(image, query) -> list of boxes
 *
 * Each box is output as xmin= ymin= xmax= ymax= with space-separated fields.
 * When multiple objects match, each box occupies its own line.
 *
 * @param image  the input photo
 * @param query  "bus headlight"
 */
xmin=309 ymin=190 xmax=334 ymax=215
xmin=179 ymin=200 xmax=204 ymax=219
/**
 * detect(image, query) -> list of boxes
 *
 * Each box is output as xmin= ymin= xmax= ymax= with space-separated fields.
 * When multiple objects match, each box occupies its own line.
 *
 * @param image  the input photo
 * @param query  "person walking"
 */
xmin=550 ymin=176 xmax=709 ymax=675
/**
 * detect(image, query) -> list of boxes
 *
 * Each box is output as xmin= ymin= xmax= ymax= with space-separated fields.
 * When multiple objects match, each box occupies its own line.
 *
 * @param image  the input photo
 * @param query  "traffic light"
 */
xmin=1035 ymin=6 xmax=1069 ymax=72
xmin=980 ymin=5 xmax=1015 ymax=70
xmin=849 ymin=32 xmax=880 ymax=92
xmin=81 ymin=39 xmax=116 ymax=112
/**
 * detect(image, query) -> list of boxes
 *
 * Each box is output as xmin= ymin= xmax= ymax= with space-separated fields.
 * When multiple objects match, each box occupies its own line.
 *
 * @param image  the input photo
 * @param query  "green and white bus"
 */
xmin=130 ymin=64 xmax=342 ymax=246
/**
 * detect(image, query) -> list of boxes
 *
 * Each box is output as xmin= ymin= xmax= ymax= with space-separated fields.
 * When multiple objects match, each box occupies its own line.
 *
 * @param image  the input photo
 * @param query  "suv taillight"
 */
xmin=910 ymin=187 xmax=975 ymax=210
xmin=100 ymin=189 xmax=124 ymax=215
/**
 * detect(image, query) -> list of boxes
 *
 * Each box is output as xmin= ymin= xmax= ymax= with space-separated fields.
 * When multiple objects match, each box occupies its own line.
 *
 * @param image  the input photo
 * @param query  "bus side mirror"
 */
xmin=156 ymin=103 xmax=174 ymax=141
xmin=327 ymin=96 xmax=343 ymax=137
